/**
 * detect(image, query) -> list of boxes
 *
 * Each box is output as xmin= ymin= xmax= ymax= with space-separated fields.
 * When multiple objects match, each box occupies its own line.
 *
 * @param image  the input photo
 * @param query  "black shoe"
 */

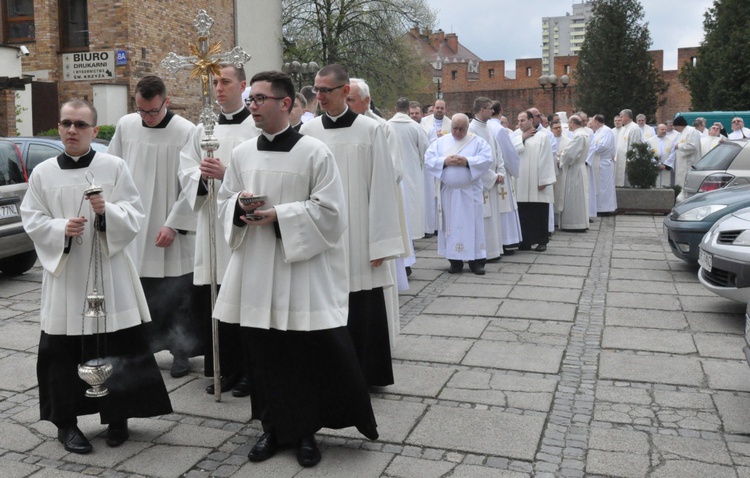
xmin=423 ymin=232 xmax=434 ymax=238
xmin=205 ymin=374 xmax=241 ymax=395
xmin=518 ymin=244 xmax=531 ymax=251
xmin=58 ymin=425 xmax=92 ymax=454
xmin=405 ymin=266 xmax=412 ymax=277
xmin=502 ymin=248 xmax=515 ymax=256
xmin=535 ymin=244 xmax=547 ymax=252
xmin=106 ymin=420 xmax=129 ymax=447
xmin=447 ymin=260 xmax=463 ymax=273
xmin=248 ymin=432 xmax=277 ymax=462
xmin=297 ymin=435 xmax=321 ymax=467
xmin=468 ymin=260 xmax=486 ymax=275
xmin=170 ymin=355 xmax=190 ymax=378
xmin=232 ymin=375 xmax=252 ymax=397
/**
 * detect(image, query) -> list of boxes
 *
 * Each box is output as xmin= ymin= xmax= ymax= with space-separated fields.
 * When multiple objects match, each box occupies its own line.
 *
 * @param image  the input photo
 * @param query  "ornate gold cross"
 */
xmin=499 ymin=187 xmax=508 ymax=200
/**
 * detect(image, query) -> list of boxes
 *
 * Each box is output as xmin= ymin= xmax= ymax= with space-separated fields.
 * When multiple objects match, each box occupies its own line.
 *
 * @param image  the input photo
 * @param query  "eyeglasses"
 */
xmin=311 ymin=85 xmax=346 ymax=95
xmin=135 ymin=98 xmax=167 ymax=117
xmin=247 ymin=94 xmax=285 ymax=106
xmin=59 ymin=120 xmax=94 ymax=130
xmin=733 ymin=120 xmax=743 ymax=124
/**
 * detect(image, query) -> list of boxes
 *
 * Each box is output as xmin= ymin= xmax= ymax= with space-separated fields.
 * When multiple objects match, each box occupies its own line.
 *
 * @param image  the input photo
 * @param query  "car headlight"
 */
xmin=677 ymin=204 xmax=727 ymax=221
xmin=734 ymin=230 xmax=750 ymax=246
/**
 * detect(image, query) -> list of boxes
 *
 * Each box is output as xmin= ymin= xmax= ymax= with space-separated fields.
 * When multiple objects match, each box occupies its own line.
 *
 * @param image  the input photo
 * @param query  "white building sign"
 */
xmin=62 ymin=51 xmax=115 ymax=81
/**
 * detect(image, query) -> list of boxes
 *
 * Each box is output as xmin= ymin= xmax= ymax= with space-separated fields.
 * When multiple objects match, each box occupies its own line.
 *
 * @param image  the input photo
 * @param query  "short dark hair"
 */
xmin=395 ymin=97 xmax=410 ymax=113
xmin=218 ymin=64 xmax=247 ymax=82
xmin=523 ymin=110 xmax=534 ymax=121
xmin=250 ymin=70 xmax=295 ymax=107
xmin=409 ymin=101 xmax=421 ymax=109
xmin=299 ymin=85 xmax=316 ymax=103
xmin=295 ymin=93 xmax=307 ymax=107
xmin=473 ymin=96 xmax=491 ymax=114
xmin=594 ymin=114 xmax=606 ymax=124
xmin=316 ymin=64 xmax=349 ymax=84
xmin=136 ymin=75 xmax=167 ymax=100
xmin=491 ymin=100 xmax=502 ymax=116
xmin=61 ymin=99 xmax=98 ymax=125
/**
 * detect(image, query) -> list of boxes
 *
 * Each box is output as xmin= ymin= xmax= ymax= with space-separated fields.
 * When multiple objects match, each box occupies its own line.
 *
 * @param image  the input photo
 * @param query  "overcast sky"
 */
xmin=423 ymin=0 xmax=713 ymax=72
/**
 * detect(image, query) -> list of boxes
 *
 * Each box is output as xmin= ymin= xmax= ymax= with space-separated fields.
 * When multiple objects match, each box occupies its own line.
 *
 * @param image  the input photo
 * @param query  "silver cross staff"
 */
xmin=161 ymin=9 xmax=251 ymax=402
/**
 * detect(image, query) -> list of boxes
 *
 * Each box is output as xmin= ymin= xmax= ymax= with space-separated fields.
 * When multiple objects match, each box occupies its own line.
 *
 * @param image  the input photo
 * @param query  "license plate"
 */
xmin=745 ymin=316 xmax=750 ymax=347
xmin=0 ymin=203 xmax=19 ymax=220
xmin=698 ymin=248 xmax=713 ymax=272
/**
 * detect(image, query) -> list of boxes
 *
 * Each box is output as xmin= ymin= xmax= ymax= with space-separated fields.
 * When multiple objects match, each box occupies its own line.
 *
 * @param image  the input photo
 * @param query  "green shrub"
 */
xmin=96 ymin=125 xmax=115 ymax=141
xmin=37 ymin=128 xmax=59 ymax=137
xmin=625 ymin=142 xmax=659 ymax=189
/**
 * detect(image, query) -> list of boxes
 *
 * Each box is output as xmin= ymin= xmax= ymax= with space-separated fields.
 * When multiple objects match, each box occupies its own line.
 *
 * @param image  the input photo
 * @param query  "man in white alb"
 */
xmin=588 ymin=114 xmax=617 ymax=215
xmin=648 ymin=124 xmax=675 ymax=187
xmin=615 ymin=109 xmax=643 ymax=187
xmin=557 ymin=115 xmax=590 ymax=231
xmin=421 ymin=99 xmax=452 ymax=236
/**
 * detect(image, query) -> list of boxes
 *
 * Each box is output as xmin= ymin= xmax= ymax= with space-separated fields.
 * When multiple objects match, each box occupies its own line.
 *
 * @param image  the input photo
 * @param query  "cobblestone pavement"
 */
xmin=2 ymin=215 xmax=750 ymax=477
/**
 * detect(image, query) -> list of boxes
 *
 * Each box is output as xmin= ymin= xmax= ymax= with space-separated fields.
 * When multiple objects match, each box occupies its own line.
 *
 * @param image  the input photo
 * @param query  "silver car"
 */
xmin=682 ymin=139 xmax=750 ymax=201
xmin=698 ymin=206 xmax=750 ymax=303
xmin=0 ymin=139 xmax=36 ymax=275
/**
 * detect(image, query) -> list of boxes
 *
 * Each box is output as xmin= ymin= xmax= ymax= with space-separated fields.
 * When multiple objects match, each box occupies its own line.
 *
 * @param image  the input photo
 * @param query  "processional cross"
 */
xmin=161 ymin=10 xmax=251 ymax=402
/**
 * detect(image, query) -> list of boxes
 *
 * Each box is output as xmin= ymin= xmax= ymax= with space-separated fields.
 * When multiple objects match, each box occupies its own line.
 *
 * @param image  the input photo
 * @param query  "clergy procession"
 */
xmin=19 ymin=38 xmax=725 ymax=468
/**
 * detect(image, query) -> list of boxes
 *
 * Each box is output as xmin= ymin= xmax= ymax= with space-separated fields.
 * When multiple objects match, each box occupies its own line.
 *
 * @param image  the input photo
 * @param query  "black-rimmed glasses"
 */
xmin=135 ymin=97 xmax=167 ymax=117
xmin=59 ymin=120 xmax=94 ymax=130
xmin=311 ymin=85 xmax=346 ymax=94
xmin=246 ymin=94 xmax=285 ymax=106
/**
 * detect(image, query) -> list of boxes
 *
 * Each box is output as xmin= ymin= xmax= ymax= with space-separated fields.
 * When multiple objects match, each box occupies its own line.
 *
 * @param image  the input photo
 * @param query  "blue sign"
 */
xmin=116 ymin=50 xmax=127 ymax=66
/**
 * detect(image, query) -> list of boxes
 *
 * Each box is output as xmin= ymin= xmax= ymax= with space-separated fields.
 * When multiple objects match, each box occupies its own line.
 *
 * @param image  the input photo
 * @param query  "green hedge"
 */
xmin=37 ymin=125 xmax=115 ymax=141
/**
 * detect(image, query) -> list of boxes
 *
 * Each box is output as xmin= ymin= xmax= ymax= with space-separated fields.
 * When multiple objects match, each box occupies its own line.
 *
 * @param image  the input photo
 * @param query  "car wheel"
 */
xmin=0 ymin=251 xmax=37 ymax=275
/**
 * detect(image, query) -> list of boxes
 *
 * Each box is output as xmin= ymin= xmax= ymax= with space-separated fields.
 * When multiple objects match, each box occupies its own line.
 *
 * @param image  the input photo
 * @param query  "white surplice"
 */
xmin=212 ymin=131 xmax=349 ymax=331
xmin=108 ymin=112 xmax=196 ymax=277
xmin=512 ymin=130 xmax=556 ymax=203
xmin=489 ymin=119 xmax=523 ymax=245
xmin=20 ymin=152 xmax=150 ymax=335
xmin=673 ymin=126 xmax=702 ymax=187
xmin=179 ymin=110 xmax=259 ymax=286
xmin=648 ymin=135 xmax=675 ymax=188
xmin=425 ymin=133 xmax=492 ymax=260
xmin=421 ymin=114 xmax=452 ymax=234
xmin=615 ymin=121 xmax=644 ymax=187
xmin=589 ymin=125 xmax=617 ymax=213
xmin=470 ymin=118 xmax=504 ymax=259
xmin=558 ymin=128 xmax=591 ymax=230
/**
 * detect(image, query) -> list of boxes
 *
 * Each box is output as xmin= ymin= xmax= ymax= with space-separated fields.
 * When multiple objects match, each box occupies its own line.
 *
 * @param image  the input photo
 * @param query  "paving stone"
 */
xmin=694 ymin=334 xmax=746 ymax=359
xmin=653 ymin=390 xmax=713 ymax=409
xmin=450 ymin=464 xmax=530 ymax=477
xmin=0 ymin=456 xmax=39 ymax=477
xmin=652 ymin=434 xmax=732 ymax=465
xmin=611 ymin=258 xmax=671 ymax=271
xmin=650 ymin=460 xmax=736 ymax=478
xmin=408 ymin=406 xmax=544 ymax=460
xmin=685 ymin=312 xmax=745 ymax=334
xmin=0 ymin=354 xmax=37 ymax=392
xmin=675 ymin=282 xmax=716 ymax=296
xmin=703 ymin=361 xmax=750 ymax=392
xmin=608 ymin=279 xmax=677 ymax=295
xmin=462 ymin=341 xmax=564 ymax=374
xmin=385 ymin=456 xmax=455 ymax=478
xmin=715 ymin=394 xmax=750 ymax=434
xmin=115 ymin=445 xmax=211 ymax=478
xmin=387 ymin=363 xmax=455 ymax=398
xmin=0 ymin=421 xmax=43 ymax=452
xmin=440 ymin=283 xmax=512 ymax=299
xmin=527 ymin=264 xmax=590 ymax=277
xmin=509 ymin=285 xmax=581 ymax=304
xmin=320 ymin=398 xmax=425 ymax=443
xmin=422 ymin=297 xmax=501 ymax=316
xmin=588 ymin=427 xmax=649 ymax=454
xmin=166 ymin=378 xmax=253 ymax=422
xmin=599 ymin=351 xmax=703 ymax=386
xmin=679 ymin=295 xmax=746 ymax=314
xmin=602 ymin=327 xmax=696 ymax=354
xmin=586 ymin=450 xmax=649 ymax=478
xmin=606 ymin=292 xmax=680 ymax=310
xmin=605 ymin=308 xmax=687 ymax=330
xmin=518 ymin=274 xmax=584 ymax=290
xmin=595 ymin=385 xmax=651 ymax=405
xmin=0 ymin=322 xmax=40 ymax=351
xmin=401 ymin=314 xmax=489 ymax=338
xmin=392 ymin=336 xmax=473 ymax=364
xmin=497 ymin=299 xmax=577 ymax=322
xmin=608 ymin=268 xmax=675 ymax=282
xmin=154 ymin=423 xmax=234 ymax=447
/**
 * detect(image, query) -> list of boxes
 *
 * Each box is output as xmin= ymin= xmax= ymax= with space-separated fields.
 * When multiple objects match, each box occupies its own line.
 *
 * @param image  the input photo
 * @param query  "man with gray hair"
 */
xmin=425 ymin=114 xmax=492 ymax=273
xmin=693 ymin=117 xmax=707 ymax=136
xmin=636 ymin=113 xmax=655 ymax=141
xmin=615 ymin=109 xmax=643 ymax=187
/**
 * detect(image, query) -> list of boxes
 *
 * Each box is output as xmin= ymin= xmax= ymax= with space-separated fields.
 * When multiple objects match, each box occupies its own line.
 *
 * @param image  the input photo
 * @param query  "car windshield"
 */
xmin=0 ymin=142 xmax=24 ymax=186
xmin=693 ymin=142 xmax=743 ymax=171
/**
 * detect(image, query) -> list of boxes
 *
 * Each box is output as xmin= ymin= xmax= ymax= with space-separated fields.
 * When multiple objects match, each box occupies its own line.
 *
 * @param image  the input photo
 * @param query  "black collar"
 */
xmin=57 ymin=148 xmax=96 ymax=170
xmin=257 ymin=127 xmax=303 ymax=152
xmin=321 ymin=108 xmax=358 ymax=129
xmin=142 ymin=110 xmax=174 ymax=129
xmin=218 ymin=107 xmax=251 ymax=125
xmin=292 ymin=122 xmax=302 ymax=132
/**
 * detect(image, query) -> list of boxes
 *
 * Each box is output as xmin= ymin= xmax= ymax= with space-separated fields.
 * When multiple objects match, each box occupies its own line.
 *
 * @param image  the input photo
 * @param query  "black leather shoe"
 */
xmin=106 ymin=420 xmax=129 ymax=447
xmin=502 ymin=248 xmax=515 ymax=256
xmin=518 ymin=244 xmax=532 ymax=251
xmin=448 ymin=260 xmax=463 ymax=273
xmin=468 ymin=260 xmax=486 ymax=275
xmin=535 ymin=244 xmax=547 ymax=252
xmin=232 ymin=375 xmax=252 ymax=397
xmin=297 ymin=435 xmax=321 ymax=467
xmin=170 ymin=355 xmax=190 ymax=378
xmin=248 ymin=432 xmax=277 ymax=462
xmin=405 ymin=266 xmax=412 ymax=277
xmin=205 ymin=374 xmax=241 ymax=395
xmin=58 ymin=425 xmax=92 ymax=454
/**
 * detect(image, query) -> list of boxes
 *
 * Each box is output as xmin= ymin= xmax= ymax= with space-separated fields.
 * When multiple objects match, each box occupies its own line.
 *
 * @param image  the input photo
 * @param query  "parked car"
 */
xmin=9 ymin=137 xmax=109 ymax=175
xmin=698 ymin=206 xmax=750 ymax=303
xmin=0 ymin=139 xmax=36 ymax=275
xmin=743 ymin=302 xmax=750 ymax=366
xmin=681 ymin=139 xmax=750 ymax=201
xmin=663 ymin=184 xmax=750 ymax=264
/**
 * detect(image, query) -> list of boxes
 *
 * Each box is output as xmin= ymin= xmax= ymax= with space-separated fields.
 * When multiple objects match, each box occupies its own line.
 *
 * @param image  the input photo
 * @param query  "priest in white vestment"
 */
xmin=701 ymin=123 xmax=724 ymax=154
xmin=21 ymin=100 xmax=171 ymax=454
xmin=729 ymin=117 xmax=750 ymax=139
xmin=637 ymin=114 xmax=656 ymax=142
xmin=470 ymin=97 xmax=506 ymax=265
xmin=557 ymin=115 xmax=590 ymax=231
xmin=615 ymin=109 xmax=644 ymax=187
xmin=179 ymin=65 xmax=260 ymax=396
xmin=671 ymin=115 xmax=702 ymax=192
xmin=648 ymin=124 xmax=675 ymax=187
xmin=551 ymin=121 xmax=569 ymax=226
xmin=489 ymin=101 xmax=523 ymax=251
xmin=588 ymin=115 xmax=617 ymax=214
xmin=513 ymin=110 xmax=556 ymax=252
xmin=213 ymin=72 xmax=378 ymax=467
xmin=421 ymin=99 xmax=452 ymax=236
xmin=301 ymin=65 xmax=404 ymax=388
xmin=108 ymin=75 xmax=200 ymax=378
xmin=425 ymin=114 xmax=492 ymax=273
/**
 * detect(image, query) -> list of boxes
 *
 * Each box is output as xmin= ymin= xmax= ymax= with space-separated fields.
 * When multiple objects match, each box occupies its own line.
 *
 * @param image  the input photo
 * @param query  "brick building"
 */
xmin=410 ymin=29 xmax=698 ymax=127
xmin=0 ymin=0 xmax=235 ymax=136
